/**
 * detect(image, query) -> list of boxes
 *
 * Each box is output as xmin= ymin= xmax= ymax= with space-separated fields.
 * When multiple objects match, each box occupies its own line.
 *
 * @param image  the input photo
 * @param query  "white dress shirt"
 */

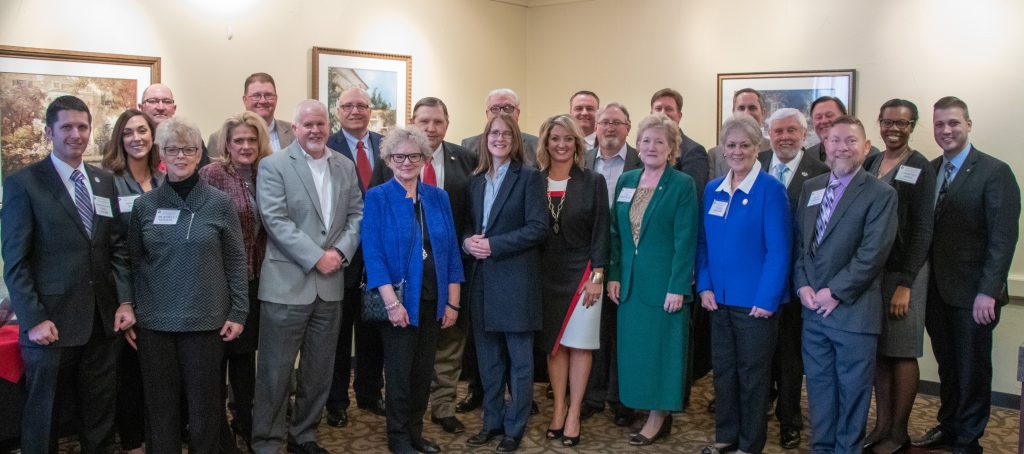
xmin=51 ymin=152 xmax=95 ymax=202
xmin=769 ymin=149 xmax=803 ymax=188
xmin=430 ymin=143 xmax=446 ymax=188
xmin=304 ymin=149 xmax=334 ymax=230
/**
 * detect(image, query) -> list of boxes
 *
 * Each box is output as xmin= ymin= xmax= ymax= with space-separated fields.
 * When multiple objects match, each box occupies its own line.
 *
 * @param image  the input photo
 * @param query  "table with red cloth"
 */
xmin=0 ymin=324 xmax=23 ymax=383
xmin=0 ymin=323 xmax=24 ymax=448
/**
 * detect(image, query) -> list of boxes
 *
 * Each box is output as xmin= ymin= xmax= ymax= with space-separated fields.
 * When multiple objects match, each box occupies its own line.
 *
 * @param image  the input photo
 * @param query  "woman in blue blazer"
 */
xmin=697 ymin=115 xmax=792 ymax=454
xmin=361 ymin=127 xmax=464 ymax=454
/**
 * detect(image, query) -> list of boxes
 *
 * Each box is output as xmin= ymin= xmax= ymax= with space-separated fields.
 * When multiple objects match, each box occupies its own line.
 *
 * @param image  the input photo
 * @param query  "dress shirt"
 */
xmin=267 ymin=119 xmax=281 ymax=152
xmin=941 ymin=143 xmax=972 ymax=184
xmin=482 ymin=161 xmax=511 ymax=233
xmin=430 ymin=143 xmax=445 ymax=187
xmin=826 ymin=170 xmax=857 ymax=208
xmin=594 ymin=143 xmax=628 ymax=206
xmin=584 ymin=132 xmax=596 ymax=150
xmin=303 ymin=149 xmax=334 ymax=230
xmin=768 ymin=149 xmax=804 ymax=188
xmin=343 ymin=129 xmax=375 ymax=170
xmin=51 ymin=152 xmax=95 ymax=203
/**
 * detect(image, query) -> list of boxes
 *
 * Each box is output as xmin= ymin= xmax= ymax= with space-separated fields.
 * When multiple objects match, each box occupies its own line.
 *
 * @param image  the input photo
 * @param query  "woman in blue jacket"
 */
xmin=697 ymin=115 xmax=792 ymax=454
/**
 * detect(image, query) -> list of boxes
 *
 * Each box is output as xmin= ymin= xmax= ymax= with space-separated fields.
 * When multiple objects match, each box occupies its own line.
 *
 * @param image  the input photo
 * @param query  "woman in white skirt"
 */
xmin=535 ymin=115 xmax=609 ymax=448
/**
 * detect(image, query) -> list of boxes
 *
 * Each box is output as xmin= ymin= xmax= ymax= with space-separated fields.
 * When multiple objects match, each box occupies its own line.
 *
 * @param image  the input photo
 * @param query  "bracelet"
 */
xmin=384 ymin=300 xmax=401 ymax=311
xmin=446 ymin=302 xmax=461 ymax=312
xmin=589 ymin=271 xmax=603 ymax=284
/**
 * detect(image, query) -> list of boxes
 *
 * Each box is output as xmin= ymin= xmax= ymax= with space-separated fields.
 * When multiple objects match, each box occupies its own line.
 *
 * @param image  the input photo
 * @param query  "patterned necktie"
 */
xmin=812 ymin=179 xmax=842 ymax=252
xmin=71 ymin=169 xmax=94 ymax=237
xmin=355 ymin=140 xmax=371 ymax=192
xmin=422 ymin=158 xmax=437 ymax=186
xmin=936 ymin=162 xmax=954 ymax=205
xmin=773 ymin=163 xmax=789 ymax=185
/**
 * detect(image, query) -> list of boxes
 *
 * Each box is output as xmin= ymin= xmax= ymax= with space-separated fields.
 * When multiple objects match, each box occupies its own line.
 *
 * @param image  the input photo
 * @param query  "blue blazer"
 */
xmin=697 ymin=171 xmax=792 ymax=312
xmin=361 ymin=178 xmax=464 ymax=326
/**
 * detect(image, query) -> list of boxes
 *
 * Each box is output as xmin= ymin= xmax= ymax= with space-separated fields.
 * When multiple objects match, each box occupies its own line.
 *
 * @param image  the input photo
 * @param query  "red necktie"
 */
xmin=355 ymin=140 xmax=371 ymax=191
xmin=422 ymin=159 xmax=437 ymax=186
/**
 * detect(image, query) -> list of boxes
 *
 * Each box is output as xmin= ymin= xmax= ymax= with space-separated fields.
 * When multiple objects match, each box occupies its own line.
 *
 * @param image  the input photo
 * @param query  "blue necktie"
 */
xmin=936 ymin=162 xmax=954 ymax=205
xmin=71 ymin=170 xmax=94 ymax=237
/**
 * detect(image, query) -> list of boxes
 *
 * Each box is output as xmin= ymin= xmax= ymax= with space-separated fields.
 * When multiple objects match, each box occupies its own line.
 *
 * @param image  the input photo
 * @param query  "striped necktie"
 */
xmin=71 ymin=169 xmax=94 ymax=237
xmin=936 ymin=162 xmax=954 ymax=205
xmin=812 ymin=179 xmax=841 ymax=252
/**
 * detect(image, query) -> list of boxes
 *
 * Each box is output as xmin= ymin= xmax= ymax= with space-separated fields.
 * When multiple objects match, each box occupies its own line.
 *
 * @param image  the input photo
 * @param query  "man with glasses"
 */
xmin=209 ymin=73 xmax=295 ymax=155
xmin=460 ymin=88 xmax=539 ymax=167
xmin=570 ymin=91 xmax=600 ymax=149
xmin=139 ymin=83 xmax=213 ymax=168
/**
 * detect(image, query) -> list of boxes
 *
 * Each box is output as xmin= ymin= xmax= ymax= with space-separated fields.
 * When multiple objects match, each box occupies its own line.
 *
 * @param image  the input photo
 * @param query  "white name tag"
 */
xmin=153 ymin=209 xmax=180 ymax=225
xmin=807 ymin=189 xmax=825 ymax=206
xmin=894 ymin=165 xmax=921 ymax=184
xmin=617 ymin=188 xmax=636 ymax=203
xmin=118 ymin=195 xmax=140 ymax=213
xmin=708 ymin=200 xmax=728 ymax=217
xmin=93 ymin=196 xmax=113 ymax=218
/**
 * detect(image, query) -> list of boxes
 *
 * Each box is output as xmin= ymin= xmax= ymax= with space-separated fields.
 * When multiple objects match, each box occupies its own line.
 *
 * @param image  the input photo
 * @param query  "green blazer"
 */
xmin=608 ymin=167 xmax=698 ymax=306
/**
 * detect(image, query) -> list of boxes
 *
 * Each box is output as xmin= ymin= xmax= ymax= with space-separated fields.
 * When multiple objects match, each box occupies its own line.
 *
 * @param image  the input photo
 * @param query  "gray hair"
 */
xmin=636 ymin=114 xmax=681 ymax=165
xmin=766 ymin=107 xmax=808 ymax=131
xmin=486 ymin=88 xmax=520 ymax=107
xmin=597 ymin=102 xmax=631 ymax=123
xmin=380 ymin=127 xmax=432 ymax=162
xmin=155 ymin=116 xmax=202 ymax=149
xmin=718 ymin=114 xmax=763 ymax=147
xmin=293 ymin=99 xmax=327 ymax=124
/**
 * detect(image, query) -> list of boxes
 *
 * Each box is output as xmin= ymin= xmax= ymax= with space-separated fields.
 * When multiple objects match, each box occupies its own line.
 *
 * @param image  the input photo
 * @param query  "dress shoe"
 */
xmin=286 ymin=440 xmax=329 ymax=454
xmin=325 ymin=408 xmax=349 ymax=428
xmin=911 ymin=426 xmax=952 ymax=449
xmin=455 ymin=392 xmax=482 ymax=413
xmin=431 ymin=415 xmax=465 ymax=434
xmin=495 ymin=436 xmax=520 ymax=452
xmin=628 ymin=414 xmax=672 ymax=446
xmin=530 ymin=400 xmax=539 ymax=415
xmin=411 ymin=438 xmax=441 ymax=453
xmin=613 ymin=407 xmax=634 ymax=427
xmin=780 ymin=427 xmax=800 ymax=449
xmin=466 ymin=429 xmax=504 ymax=446
xmin=579 ymin=404 xmax=602 ymax=421
xmin=357 ymin=398 xmax=387 ymax=416
xmin=699 ymin=442 xmax=737 ymax=454
xmin=561 ymin=432 xmax=580 ymax=447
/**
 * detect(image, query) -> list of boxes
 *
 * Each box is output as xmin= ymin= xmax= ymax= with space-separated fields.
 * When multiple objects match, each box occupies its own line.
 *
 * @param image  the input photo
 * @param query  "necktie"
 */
xmin=71 ymin=170 xmax=94 ymax=237
xmin=812 ymin=179 xmax=841 ymax=252
xmin=936 ymin=162 xmax=954 ymax=205
xmin=355 ymin=140 xmax=372 ymax=192
xmin=773 ymin=163 xmax=789 ymax=185
xmin=422 ymin=158 xmax=437 ymax=186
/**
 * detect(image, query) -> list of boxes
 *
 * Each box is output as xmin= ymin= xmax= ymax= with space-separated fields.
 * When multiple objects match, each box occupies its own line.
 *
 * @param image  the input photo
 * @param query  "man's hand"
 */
xmin=28 ymin=320 xmax=59 ymax=345
xmin=463 ymin=234 xmax=491 ymax=260
xmin=607 ymin=281 xmax=621 ymax=304
xmin=315 ymin=248 xmax=343 ymax=274
xmin=114 ymin=304 xmax=136 ymax=332
xmin=749 ymin=306 xmax=774 ymax=318
xmin=973 ymin=293 xmax=997 ymax=325
xmin=812 ymin=288 xmax=839 ymax=318
xmin=798 ymin=286 xmax=817 ymax=310
xmin=889 ymin=286 xmax=911 ymax=318
xmin=220 ymin=321 xmax=244 ymax=341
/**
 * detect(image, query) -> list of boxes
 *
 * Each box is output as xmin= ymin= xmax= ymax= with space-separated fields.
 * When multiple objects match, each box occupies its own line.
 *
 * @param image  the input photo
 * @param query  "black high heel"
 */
xmin=628 ymin=414 xmax=672 ymax=446
xmin=561 ymin=434 xmax=580 ymax=447
xmin=545 ymin=428 xmax=563 ymax=440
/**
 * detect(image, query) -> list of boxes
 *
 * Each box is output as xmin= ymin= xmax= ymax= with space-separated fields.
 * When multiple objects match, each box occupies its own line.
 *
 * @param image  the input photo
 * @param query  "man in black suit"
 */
xmin=461 ymin=88 xmax=539 ymax=166
xmin=324 ymin=87 xmax=387 ymax=426
xmin=2 ymin=95 xmax=135 ymax=453
xmin=913 ymin=97 xmax=1020 ymax=454
xmin=807 ymin=96 xmax=880 ymax=165
xmin=649 ymin=88 xmax=709 ymax=193
xmin=758 ymin=108 xmax=829 ymax=449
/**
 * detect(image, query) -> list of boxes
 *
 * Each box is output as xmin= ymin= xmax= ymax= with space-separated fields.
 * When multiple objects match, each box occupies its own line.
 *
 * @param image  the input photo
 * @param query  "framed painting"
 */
xmin=717 ymin=69 xmax=855 ymax=142
xmin=0 ymin=45 xmax=161 ymax=182
xmin=312 ymin=47 xmax=411 ymax=136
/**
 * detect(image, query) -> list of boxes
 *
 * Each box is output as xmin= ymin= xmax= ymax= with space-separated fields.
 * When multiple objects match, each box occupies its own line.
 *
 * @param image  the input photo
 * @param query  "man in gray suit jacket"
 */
xmin=208 ymin=72 xmax=295 ymax=156
xmin=793 ymin=116 xmax=897 ymax=454
xmin=461 ymin=88 xmax=538 ymax=166
xmin=251 ymin=100 xmax=363 ymax=454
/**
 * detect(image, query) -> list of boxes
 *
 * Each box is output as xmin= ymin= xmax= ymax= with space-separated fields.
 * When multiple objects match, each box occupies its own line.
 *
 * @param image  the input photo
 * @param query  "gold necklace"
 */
xmin=547 ymin=178 xmax=568 ymax=234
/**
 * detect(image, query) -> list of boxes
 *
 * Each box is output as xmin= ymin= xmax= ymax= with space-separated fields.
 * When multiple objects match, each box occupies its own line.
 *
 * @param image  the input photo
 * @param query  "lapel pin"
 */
xmin=658 ymin=186 xmax=663 ymax=190
xmin=450 ymin=155 xmax=455 ymax=161
xmin=93 ymin=177 xmax=100 ymax=183
xmin=742 ymin=198 xmax=748 ymax=205
xmin=801 ymin=171 xmax=808 ymax=177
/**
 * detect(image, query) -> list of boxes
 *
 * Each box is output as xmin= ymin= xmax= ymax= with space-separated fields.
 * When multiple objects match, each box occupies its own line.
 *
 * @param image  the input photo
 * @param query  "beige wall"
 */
xmin=3 ymin=0 xmax=1023 ymax=394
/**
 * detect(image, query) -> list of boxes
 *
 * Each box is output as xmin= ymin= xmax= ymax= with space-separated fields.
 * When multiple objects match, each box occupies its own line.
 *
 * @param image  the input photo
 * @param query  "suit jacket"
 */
xmin=462 ymin=132 xmax=539 ymax=168
xmin=208 ymin=118 xmax=295 ymax=158
xmin=326 ymin=129 xmax=385 ymax=288
xmin=757 ymin=149 xmax=830 ymax=220
xmin=464 ymin=162 xmax=548 ymax=332
xmin=930 ymin=146 xmax=1020 ymax=307
xmin=583 ymin=145 xmax=642 ymax=172
xmin=256 ymin=142 xmax=363 ymax=304
xmin=793 ymin=169 xmax=897 ymax=334
xmin=674 ymin=131 xmax=710 ymax=200
xmin=2 ymin=157 xmax=132 ymax=346
xmin=808 ymin=142 xmax=881 ymax=165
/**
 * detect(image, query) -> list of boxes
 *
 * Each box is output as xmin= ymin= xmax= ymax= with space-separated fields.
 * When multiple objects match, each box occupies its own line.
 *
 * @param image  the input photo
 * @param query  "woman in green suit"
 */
xmin=607 ymin=113 xmax=698 ymax=446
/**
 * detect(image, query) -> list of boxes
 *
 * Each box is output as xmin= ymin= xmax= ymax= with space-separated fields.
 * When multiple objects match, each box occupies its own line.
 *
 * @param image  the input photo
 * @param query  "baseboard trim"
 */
xmin=918 ymin=380 xmax=1020 ymax=409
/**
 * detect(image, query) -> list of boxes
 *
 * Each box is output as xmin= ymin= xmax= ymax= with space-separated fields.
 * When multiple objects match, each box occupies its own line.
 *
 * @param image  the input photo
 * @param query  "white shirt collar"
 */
xmin=432 ymin=143 xmax=444 ymax=162
xmin=51 ymin=152 xmax=87 ymax=182
xmin=769 ymin=149 xmax=803 ymax=175
xmin=715 ymin=160 xmax=762 ymax=195
xmin=598 ymin=142 xmax=628 ymax=161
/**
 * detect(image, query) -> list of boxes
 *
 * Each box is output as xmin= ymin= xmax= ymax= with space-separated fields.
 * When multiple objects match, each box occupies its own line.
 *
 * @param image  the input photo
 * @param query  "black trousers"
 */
xmin=136 ymin=328 xmax=224 ymax=454
xmin=379 ymin=299 xmax=441 ymax=452
xmin=771 ymin=300 xmax=804 ymax=430
xmin=115 ymin=338 xmax=146 ymax=450
xmin=925 ymin=292 xmax=999 ymax=453
xmin=327 ymin=285 xmax=385 ymax=411
xmin=583 ymin=288 xmax=621 ymax=410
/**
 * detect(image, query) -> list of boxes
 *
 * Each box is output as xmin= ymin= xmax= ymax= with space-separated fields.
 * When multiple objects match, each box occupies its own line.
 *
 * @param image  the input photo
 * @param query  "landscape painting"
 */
xmin=312 ymin=47 xmax=411 ymax=135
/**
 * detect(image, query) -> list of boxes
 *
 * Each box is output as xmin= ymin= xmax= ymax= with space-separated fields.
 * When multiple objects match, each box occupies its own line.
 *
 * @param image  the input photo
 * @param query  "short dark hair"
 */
xmin=934 ymin=96 xmax=970 ymax=120
xmin=243 ymin=72 xmax=276 ymax=94
xmin=650 ymin=88 xmax=683 ymax=110
xmin=878 ymin=98 xmax=919 ymax=123
xmin=811 ymin=96 xmax=848 ymax=116
xmin=570 ymin=90 xmax=600 ymax=105
xmin=413 ymin=97 xmax=449 ymax=121
xmin=733 ymin=88 xmax=765 ymax=112
xmin=830 ymin=115 xmax=866 ymax=137
xmin=45 ymin=95 xmax=91 ymax=128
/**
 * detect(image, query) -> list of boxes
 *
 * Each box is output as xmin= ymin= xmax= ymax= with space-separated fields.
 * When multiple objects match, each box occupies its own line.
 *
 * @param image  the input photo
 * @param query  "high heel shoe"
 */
xmin=545 ymin=427 xmax=563 ymax=440
xmin=628 ymin=414 xmax=672 ymax=446
xmin=561 ymin=434 xmax=580 ymax=447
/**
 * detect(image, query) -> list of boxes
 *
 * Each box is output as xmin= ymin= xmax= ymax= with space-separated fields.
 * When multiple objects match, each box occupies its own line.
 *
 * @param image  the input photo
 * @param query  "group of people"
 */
xmin=1 ymin=70 xmax=1019 ymax=454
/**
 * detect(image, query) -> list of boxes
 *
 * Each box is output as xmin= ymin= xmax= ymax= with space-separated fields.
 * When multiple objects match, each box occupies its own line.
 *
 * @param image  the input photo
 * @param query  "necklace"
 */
xmin=547 ymin=177 xmax=569 ymax=234
xmin=417 ymin=200 xmax=428 ymax=260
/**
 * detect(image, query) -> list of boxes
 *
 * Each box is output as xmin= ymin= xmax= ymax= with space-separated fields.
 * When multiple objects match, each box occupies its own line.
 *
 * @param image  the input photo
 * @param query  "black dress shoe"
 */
xmin=495 ymin=436 xmax=520 ymax=452
xmin=530 ymin=400 xmax=539 ymax=415
xmin=579 ymin=404 xmax=602 ymax=421
xmin=466 ymin=429 xmax=503 ymax=446
xmin=613 ymin=407 xmax=634 ymax=426
xmin=287 ymin=440 xmax=329 ymax=454
xmin=780 ymin=427 xmax=800 ymax=449
xmin=911 ymin=426 xmax=951 ymax=448
xmin=411 ymin=438 xmax=441 ymax=453
xmin=431 ymin=415 xmax=465 ymax=434
xmin=357 ymin=398 xmax=386 ymax=416
xmin=326 ymin=408 xmax=349 ymax=428
xmin=455 ymin=392 xmax=482 ymax=413
xmin=628 ymin=414 xmax=672 ymax=446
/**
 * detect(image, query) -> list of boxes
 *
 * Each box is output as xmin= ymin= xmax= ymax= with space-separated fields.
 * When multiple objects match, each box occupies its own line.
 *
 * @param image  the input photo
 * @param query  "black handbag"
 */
xmin=361 ymin=206 xmax=421 ymax=322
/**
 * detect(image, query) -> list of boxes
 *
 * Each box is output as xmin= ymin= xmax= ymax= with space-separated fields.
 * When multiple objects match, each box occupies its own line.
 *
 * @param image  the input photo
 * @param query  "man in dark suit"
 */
xmin=324 ymin=87 xmax=387 ymax=427
xmin=2 ymin=95 xmax=135 ymax=453
xmin=580 ymin=102 xmax=641 ymax=425
xmin=793 ymin=115 xmax=897 ymax=453
xmin=758 ymin=108 xmax=829 ymax=449
xmin=649 ymin=88 xmax=709 ymax=193
xmin=208 ymin=73 xmax=295 ymax=155
xmin=806 ymin=96 xmax=879 ymax=165
xmin=461 ymin=88 xmax=539 ymax=166
xmin=913 ymin=97 xmax=1020 ymax=454
xmin=570 ymin=90 xmax=600 ymax=149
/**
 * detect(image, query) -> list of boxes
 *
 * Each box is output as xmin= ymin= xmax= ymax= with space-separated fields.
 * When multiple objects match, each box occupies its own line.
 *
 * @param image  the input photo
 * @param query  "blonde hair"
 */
xmin=536 ymin=114 xmax=585 ymax=171
xmin=636 ymin=113 xmax=681 ymax=165
xmin=215 ymin=111 xmax=273 ymax=172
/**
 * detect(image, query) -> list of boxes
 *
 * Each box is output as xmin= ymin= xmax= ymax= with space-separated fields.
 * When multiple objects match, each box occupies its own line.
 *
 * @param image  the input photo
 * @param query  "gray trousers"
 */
xmin=252 ymin=298 xmax=342 ymax=454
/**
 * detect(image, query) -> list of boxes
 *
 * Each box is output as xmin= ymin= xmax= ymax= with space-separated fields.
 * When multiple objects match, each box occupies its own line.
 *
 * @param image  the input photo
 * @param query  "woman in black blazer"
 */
xmin=462 ymin=113 xmax=548 ymax=452
xmin=862 ymin=99 xmax=935 ymax=454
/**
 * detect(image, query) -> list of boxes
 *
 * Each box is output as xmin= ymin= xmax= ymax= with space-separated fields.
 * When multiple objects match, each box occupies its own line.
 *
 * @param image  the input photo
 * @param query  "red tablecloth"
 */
xmin=0 ymin=324 xmax=23 ymax=383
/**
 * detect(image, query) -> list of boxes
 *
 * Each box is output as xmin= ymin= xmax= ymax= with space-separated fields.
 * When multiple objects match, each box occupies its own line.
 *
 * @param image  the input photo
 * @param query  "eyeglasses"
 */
xmin=163 ymin=146 xmax=200 ymax=157
xmin=488 ymin=130 xmax=513 ymax=139
xmin=246 ymin=92 xmax=278 ymax=102
xmin=340 ymin=103 xmax=370 ymax=112
xmin=389 ymin=153 xmax=425 ymax=164
xmin=597 ymin=120 xmax=630 ymax=128
xmin=880 ymin=119 xmax=914 ymax=129
xmin=488 ymin=104 xmax=517 ymax=114
xmin=143 ymin=98 xmax=175 ymax=106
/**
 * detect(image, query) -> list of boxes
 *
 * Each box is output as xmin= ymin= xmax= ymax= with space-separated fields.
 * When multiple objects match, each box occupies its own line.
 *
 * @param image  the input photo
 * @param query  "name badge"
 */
xmin=894 ymin=165 xmax=921 ymax=184
xmin=118 ymin=195 xmax=140 ymax=213
xmin=708 ymin=200 xmax=728 ymax=217
xmin=617 ymin=188 xmax=636 ymax=203
xmin=154 ymin=209 xmax=180 ymax=225
xmin=807 ymin=188 xmax=825 ymax=206
xmin=93 ymin=196 xmax=113 ymax=218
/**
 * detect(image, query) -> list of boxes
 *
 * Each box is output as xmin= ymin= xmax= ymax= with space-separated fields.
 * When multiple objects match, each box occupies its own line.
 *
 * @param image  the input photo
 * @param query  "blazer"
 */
xmin=1 ymin=157 xmax=131 ymax=346
xmin=793 ymin=169 xmax=897 ymax=334
xmin=583 ymin=144 xmax=642 ymax=172
xmin=863 ymin=150 xmax=936 ymax=287
xmin=464 ymin=161 xmax=548 ymax=332
xmin=208 ymin=118 xmax=295 ymax=158
xmin=462 ymin=132 xmax=539 ymax=168
xmin=327 ymin=129 xmax=385 ymax=192
xmin=930 ymin=146 xmax=1020 ymax=307
xmin=674 ymin=130 xmax=711 ymax=199
xmin=608 ymin=168 xmax=698 ymax=305
xmin=256 ymin=142 xmax=363 ymax=305
xmin=199 ymin=162 xmax=267 ymax=280
xmin=111 ymin=169 xmax=165 ymax=230
xmin=757 ymin=149 xmax=830 ymax=220
xmin=361 ymin=179 xmax=464 ymax=326
xmin=697 ymin=171 xmax=792 ymax=312
xmin=541 ymin=166 xmax=610 ymax=266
